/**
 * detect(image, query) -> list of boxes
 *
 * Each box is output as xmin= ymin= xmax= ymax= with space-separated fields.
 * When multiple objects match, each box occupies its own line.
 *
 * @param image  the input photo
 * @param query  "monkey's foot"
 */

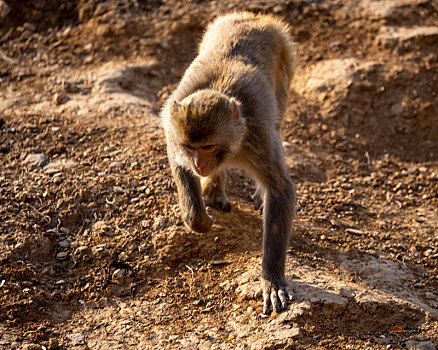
xmin=258 ymin=277 xmax=294 ymax=314
xmin=204 ymin=194 xmax=232 ymax=212
xmin=182 ymin=212 xmax=214 ymax=233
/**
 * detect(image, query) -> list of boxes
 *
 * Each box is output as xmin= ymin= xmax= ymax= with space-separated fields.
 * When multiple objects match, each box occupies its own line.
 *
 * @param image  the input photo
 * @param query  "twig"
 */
xmin=25 ymin=203 xmax=51 ymax=223
xmin=185 ymin=264 xmax=195 ymax=293
xmin=0 ymin=49 xmax=18 ymax=64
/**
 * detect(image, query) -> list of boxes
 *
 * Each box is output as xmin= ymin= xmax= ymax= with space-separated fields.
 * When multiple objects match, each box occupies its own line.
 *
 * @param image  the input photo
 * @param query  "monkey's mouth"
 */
xmin=195 ymin=166 xmax=211 ymax=177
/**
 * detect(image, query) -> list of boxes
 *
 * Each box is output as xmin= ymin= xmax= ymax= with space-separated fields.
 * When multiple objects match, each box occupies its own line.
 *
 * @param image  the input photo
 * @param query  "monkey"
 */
xmin=161 ymin=12 xmax=296 ymax=314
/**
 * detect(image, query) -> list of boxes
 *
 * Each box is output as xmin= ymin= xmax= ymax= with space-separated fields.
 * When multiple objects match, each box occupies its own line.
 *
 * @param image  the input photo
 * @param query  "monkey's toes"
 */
xmin=205 ymin=195 xmax=232 ymax=212
xmin=260 ymin=278 xmax=294 ymax=314
xmin=183 ymin=213 xmax=214 ymax=233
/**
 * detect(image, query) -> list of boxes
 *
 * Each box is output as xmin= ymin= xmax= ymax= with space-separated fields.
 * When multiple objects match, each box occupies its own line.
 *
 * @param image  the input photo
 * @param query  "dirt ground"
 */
xmin=1 ymin=0 xmax=438 ymax=349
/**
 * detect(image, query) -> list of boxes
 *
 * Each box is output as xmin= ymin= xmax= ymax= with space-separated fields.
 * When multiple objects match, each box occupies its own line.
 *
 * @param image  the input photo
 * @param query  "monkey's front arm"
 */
xmin=260 ymin=176 xmax=296 ymax=314
xmin=172 ymin=163 xmax=213 ymax=233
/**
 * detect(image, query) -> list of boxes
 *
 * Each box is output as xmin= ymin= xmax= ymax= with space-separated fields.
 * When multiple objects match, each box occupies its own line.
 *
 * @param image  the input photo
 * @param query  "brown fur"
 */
xmin=162 ymin=12 xmax=296 ymax=314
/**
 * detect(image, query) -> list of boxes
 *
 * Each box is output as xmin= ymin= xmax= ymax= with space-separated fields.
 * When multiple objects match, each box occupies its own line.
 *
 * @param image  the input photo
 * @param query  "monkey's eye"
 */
xmin=201 ymin=145 xmax=217 ymax=151
xmin=182 ymin=145 xmax=196 ymax=152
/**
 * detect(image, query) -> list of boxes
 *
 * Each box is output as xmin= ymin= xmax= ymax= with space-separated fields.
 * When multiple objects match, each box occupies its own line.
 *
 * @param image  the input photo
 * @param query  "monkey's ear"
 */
xmin=170 ymin=100 xmax=181 ymax=115
xmin=228 ymin=98 xmax=241 ymax=122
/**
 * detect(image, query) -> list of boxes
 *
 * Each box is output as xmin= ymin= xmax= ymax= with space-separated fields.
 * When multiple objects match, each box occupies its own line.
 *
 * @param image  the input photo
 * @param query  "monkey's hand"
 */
xmin=259 ymin=276 xmax=294 ymax=314
xmin=182 ymin=211 xmax=213 ymax=233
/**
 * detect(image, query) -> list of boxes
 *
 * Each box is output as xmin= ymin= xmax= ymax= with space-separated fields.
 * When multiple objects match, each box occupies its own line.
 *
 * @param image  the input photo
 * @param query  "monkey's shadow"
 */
xmin=161 ymin=199 xmax=264 ymax=265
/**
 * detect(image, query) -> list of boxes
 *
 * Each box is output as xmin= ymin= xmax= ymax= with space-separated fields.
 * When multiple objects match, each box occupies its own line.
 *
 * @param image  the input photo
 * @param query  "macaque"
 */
xmin=161 ymin=12 xmax=296 ymax=314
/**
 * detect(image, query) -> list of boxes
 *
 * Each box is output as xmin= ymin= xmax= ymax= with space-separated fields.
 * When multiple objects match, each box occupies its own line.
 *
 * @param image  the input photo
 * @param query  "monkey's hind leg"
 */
xmin=202 ymin=171 xmax=232 ymax=212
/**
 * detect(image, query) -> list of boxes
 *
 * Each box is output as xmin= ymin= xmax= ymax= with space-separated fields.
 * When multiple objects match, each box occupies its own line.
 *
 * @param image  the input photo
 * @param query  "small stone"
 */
xmin=85 ymin=300 xmax=99 ymax=309
xmin=59 ymin=239 xmax=71 ymax=248
xmin=53 ymin=92 xmax=66 ymax=105
xmin=113 ymin=268 xmax=126 ymax=279
xmin=92 ymin=221 xmax=108 ymax=232
xmin=114 ymin=186 xmax=124 ymax=194
xmin=93 ymin=245 xmax=108 ymax=257
xmin=59 ymin=227 xmax=70 ymax=234
xmin=345 ymin=228 xmax=364 ymax=235
xmin=118 ymin=251 xmax=129 ymax=262
xmin=23 ymin=344 xmax=41 ymax=350
xmin=52 ymin=175 xmax=63 ymax=184
xmin=48 ymin=338 xmax=59 ymax=350
xmin=14 ymin=242 xmax=25 ymax=249
xmin=110 ymin=161 xmax=124 ymax=168
xmin=76 ymin=245 xmax=91 ymax=257
xmin=24 ymin=153 xmax=49 ymax=168
xmin=56 ymin=251 xmax=69 ymax=260
xmin=138 ymin=243 xmax=148 ymax=253
xmin=67 ymin=333 xmax=84 ymax=344
xmin=406 ymin=340 xmax=436 ymax=350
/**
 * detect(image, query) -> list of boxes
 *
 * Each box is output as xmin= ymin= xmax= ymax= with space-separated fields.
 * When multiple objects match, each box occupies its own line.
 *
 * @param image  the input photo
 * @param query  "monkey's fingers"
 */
xmin=270 ymin=289 xmax=281 ymax=313
xmin=263 ymin=288 xmax=272 ymax=315
xmin=278 ymin=285 xmax=294 ymax=309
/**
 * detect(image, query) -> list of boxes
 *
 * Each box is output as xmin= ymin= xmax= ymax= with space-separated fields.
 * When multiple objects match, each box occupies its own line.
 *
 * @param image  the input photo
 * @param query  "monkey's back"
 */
xmin=200 ymin=12 xmax=294 ymax=118
xmin=200 ymin=12 xmax=294 ymax=80
xmin=169 ymin=12 xmax=295 ymax=135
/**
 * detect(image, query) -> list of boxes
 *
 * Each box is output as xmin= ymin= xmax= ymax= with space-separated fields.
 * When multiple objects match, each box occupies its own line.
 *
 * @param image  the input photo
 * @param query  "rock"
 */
xmin=93 ymin=245 xmax=108 ymax=258
xmin=56 ymin=251 xmax=69 ymax=260
xmin=406 ymin=340 xmax=436 ymax=350
xmin=360 ymin=0 xmax=429 ymax=21
xmin=110 ymin=161 xmax=124 ymax=168
xmin=346 ymin=228 xmax=365 ymax=235
xmin=113 ymin=268 xmax=126 ymax=279
xmin=43 ymin=159 xmax=78 ymax=173
xmin=377 ymin=26 xmax=438 ymax=49
xmin=53 ymin=92 xmax=67 ymax=105
xmin=48 ymin=338 xmax=59 ymax=350
xmin=1 ymin=138 xmax=11 ymax=153
xmin=92 ymin=220 xmax=108 ymax=232
xmin=75 ymin=245 xmax=91 ymax=258
xmin=67 ymin=333 xmax=84 ymax=344
xmin=85 ymin=300 xmax=99 ymax=309
xmin=59 ymin=239 xmax=71 ymax=248
xmin=24 ymin=153 xmax=49 ymax=169
xmin=118 ymin=251 xmax=129 ymax=262
xmin=114 ymin=186 xmax=124 ymax=194
xmin=22 ymin=344 xmax=41 ymax=350
xmin=0 ymin=0 xmax=10 ymax=18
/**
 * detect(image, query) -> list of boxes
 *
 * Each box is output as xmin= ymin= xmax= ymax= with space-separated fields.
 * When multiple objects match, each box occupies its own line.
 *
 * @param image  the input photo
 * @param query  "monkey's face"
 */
xmin=168 ymin=91 xmax=245 ymax=177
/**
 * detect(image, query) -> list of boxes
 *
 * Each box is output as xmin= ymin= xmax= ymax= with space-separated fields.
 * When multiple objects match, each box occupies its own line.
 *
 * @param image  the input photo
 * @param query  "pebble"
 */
xmin=24 ymin=153 xmax=49 ymax=168
xmin=406 ymin=340 xmax=436 ymax=350
xmin=56 ymin=251 xmax=69 ymax=260
xmin=53 ymin=92 xmax=66 ymax=105
xmin=59 ymin=239 xmax=71 ymax=248
xmin=75 ymin=245 xmax=91 ymax=257
xmin=138 ymin=243 xmax=148 ymax=253
xmin=346 ymin=228 xmax=365 ymax=235
xmin=114 ymin=186 xmax=124 ymax=194
xmin=113 ymin=269 xmax=126 ymax=279
xmin=22 ymin=344 xmax=41 ymax=350
xmin=67 ymin=333 xmax=84 ymax=344
xmin=14 ymin=242 xmax=25 ymax=249
xmin=110 ymin=161 xmax=124 ymax=168
xmin=118 ymin=251 xmax=129 ymax=262
xmin=93 ymin=245 xmax=108 ymax=257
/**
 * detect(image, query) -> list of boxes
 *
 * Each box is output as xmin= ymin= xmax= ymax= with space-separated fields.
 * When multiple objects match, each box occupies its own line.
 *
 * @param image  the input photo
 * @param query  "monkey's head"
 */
xmin=167 ymin=90 xmax=245 ymax=177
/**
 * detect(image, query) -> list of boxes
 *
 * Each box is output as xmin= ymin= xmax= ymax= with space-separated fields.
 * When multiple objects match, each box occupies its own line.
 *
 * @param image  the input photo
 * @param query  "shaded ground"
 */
xmin=1 ymin=0 xmax=437 ymax=349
